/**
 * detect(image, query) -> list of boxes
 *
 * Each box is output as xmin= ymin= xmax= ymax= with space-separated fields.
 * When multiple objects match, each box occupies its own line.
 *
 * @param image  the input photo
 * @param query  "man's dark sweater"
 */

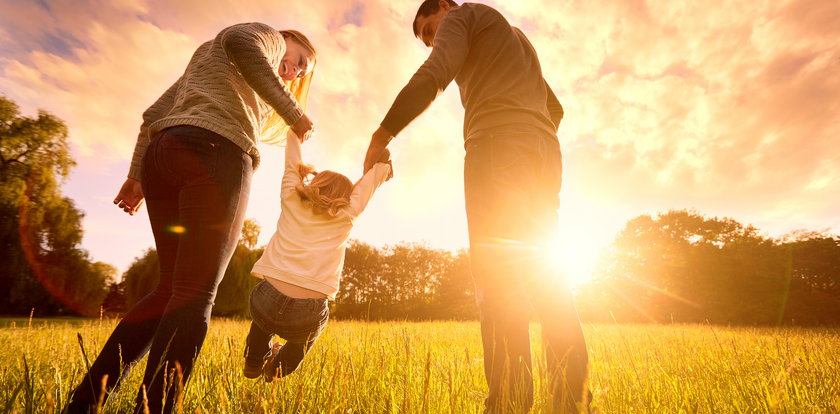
xmin=381 ymin=2 xmax=563 ymax=141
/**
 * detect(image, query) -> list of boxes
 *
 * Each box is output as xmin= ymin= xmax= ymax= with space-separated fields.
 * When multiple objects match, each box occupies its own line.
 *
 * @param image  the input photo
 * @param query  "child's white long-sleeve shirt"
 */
xmin=251 ymin=136 xmax=390 ymax=300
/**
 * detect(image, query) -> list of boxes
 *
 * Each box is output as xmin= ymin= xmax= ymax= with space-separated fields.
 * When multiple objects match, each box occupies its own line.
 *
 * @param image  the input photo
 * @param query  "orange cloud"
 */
xmin=1 ymin=0 xmax=837 ymax=272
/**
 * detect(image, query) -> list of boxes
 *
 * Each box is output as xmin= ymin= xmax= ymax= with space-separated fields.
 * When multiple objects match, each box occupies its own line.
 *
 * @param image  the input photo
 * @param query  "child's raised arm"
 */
xmin=347 ymin=154 xmax=391 ymax=218
xmin=281 ymin=132 xmax=304 ymax=198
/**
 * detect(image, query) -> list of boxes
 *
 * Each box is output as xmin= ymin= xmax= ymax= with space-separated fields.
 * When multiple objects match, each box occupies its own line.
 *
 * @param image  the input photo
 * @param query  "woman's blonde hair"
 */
xmin=261 ymin=30 xmax=318 ymax=145
xmin=295 ymin=164 xmax=353 ymax=217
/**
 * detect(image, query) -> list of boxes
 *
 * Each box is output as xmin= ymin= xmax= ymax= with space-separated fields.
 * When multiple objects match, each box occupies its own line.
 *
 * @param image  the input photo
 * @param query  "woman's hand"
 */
xmin=113 ymin=178 xmax=145 ymax=215
xmin=290 ymin=113 xmax=314 ymax=142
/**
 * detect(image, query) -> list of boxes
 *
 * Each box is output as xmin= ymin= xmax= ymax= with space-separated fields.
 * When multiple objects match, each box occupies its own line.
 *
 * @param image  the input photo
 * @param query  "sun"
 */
xmin=547 ymin=237 xmax=600 ymax=288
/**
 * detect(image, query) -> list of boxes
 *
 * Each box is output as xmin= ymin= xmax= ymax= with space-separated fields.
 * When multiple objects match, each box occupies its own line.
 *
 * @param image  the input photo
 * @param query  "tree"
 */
xmin=579 ymin=210 xmax=840 ymax=325
xmin=122 ymin=219 xmax=264 ymax=317
xmin=240 ymin=218 xmax=261 ymax=250
xmin=581 ymin=210 xmax=789 ymax=324
xmin=214 ymin=220 xmax=263 ymax=316
xmin=122 ymin=249 xmax=160 ymax=308
xmin=0 ymin=96 xmax=109 ymax=316
xmin=335 ymin=241 xmax=470 ymax=320
xmin=783 ymin=231 xmax=840 ymax=294
xmin=101 ymin=280 xmax=127 ymax=315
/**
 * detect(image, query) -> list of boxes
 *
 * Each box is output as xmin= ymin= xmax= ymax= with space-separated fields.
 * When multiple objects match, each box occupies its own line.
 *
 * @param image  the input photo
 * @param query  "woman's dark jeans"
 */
xmin=464 ymin=132 xmax=589 ymax=413
xmin=68 ymin=126 xmax=253 ymax=414
xmin=244 ymin=280 xmax=329 ymax=377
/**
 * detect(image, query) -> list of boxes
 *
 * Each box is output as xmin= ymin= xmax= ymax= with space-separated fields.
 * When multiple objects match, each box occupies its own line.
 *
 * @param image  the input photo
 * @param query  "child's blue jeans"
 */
xmin=244 ymin=280 xmax=329 ymax=376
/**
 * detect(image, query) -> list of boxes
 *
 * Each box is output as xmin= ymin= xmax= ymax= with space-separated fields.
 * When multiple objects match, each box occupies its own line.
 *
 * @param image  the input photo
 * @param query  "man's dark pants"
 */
xmin=464 ymin=131 xmax=589 ymax=413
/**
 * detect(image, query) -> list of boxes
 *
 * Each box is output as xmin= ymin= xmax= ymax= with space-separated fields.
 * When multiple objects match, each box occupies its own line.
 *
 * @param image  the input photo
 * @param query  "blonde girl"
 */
xmin=244 ymin=132 xmax=392 ymax=381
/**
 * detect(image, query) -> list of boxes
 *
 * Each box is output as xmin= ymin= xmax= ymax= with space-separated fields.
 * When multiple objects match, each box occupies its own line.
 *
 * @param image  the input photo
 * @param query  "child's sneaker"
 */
xmin=243 ymin=359 xmax=264 ymax=379
xmin=263 ymin=342 xmax=283 ymax=383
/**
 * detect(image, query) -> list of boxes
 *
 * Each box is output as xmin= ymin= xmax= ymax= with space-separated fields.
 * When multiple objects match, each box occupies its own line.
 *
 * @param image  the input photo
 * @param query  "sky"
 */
xmin=1 ymin=0 xmax=838 ymax=284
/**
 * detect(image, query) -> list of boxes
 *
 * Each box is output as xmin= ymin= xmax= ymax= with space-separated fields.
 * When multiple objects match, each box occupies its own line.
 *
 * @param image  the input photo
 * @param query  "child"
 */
xmin=243 ymin=132 xmax=392 ymax=381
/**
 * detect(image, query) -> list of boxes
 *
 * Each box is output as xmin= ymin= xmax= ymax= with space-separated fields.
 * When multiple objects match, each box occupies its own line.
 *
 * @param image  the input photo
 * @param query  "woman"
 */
xmin=66 ymin=23 xmax=317 ymax=414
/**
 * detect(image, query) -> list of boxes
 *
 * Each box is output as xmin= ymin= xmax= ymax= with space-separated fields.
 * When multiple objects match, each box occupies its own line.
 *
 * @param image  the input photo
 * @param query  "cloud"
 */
xmin=0 ymin=0 xmax=837 ymax=271
xmin=489 ymin=0 xmax=840 ymax=233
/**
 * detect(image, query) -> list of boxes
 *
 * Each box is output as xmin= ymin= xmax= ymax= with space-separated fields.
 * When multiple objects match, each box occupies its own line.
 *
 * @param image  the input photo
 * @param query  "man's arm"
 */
xmin=379 ymin=14 xmax=470 ymax=137
xmin=365 ymin=11 xmax=471 ymax=172
xmin=545 ymin=80 xmax=564 ymax=132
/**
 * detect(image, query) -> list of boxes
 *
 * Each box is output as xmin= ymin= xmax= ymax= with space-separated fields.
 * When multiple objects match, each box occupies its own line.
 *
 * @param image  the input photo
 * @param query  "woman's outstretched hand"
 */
xmin=113 ymin=178 xmax=145 ymax=216
xmin=290 ymin=113 xmax=314 ymax=142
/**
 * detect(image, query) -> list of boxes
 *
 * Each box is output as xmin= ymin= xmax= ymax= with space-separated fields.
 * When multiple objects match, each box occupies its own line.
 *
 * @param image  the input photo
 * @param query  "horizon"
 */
xmin=1 ymin=0 xmax=837 ymax=280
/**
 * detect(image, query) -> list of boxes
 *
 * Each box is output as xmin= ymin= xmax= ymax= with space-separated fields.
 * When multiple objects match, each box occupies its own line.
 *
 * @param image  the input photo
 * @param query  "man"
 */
xmin=363 ymin=1 xmax=589 ymax=412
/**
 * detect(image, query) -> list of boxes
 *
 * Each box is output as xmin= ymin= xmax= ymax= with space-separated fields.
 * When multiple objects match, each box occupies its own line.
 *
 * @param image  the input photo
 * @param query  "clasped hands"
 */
xmin=364 ymin=126 xmax=395 ymax=181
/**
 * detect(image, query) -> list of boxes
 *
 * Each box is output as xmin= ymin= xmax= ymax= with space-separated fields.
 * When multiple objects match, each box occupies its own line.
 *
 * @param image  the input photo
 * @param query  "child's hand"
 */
xmin=377 ymin=149 xmax=394 ymax=180
xmin=377 ymin=148 xmax=391 ymax=163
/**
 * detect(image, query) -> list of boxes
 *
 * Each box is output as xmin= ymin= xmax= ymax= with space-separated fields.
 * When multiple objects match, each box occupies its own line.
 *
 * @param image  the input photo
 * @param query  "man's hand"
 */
xmin=377 ymin=148 xmax=395 ymax=181
xmin=290 ymin=113 xmax=314 ymax=142
xmin=114 ymin=178 xmax=145 ymax=216
xmin=364 ymin=126 xmax=394 ymax=173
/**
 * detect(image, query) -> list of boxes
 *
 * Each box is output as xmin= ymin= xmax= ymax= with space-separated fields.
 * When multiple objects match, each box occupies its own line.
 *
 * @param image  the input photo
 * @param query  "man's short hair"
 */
xmin=413 ymin=0 xmax=459 ymax=37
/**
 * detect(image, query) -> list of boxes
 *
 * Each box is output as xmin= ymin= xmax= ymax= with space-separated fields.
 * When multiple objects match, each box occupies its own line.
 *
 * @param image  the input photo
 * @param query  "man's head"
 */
xmin=413 ymin=0 xmax=458 ymax=47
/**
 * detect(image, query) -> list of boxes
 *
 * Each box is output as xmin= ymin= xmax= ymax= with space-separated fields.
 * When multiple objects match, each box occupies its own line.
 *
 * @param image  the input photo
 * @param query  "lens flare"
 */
xmin=168 ymin=225 xmax=186 ymax=234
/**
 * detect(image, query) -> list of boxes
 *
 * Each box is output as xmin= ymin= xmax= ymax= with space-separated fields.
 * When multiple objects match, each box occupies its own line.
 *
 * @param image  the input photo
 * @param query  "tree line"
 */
xmin=575 ymin=210 xmax=840 ymax=325
xmin=3 ymin=96 xmax=840 ymax=324
xmin=104 ymin=232 xmax=478 ymax=321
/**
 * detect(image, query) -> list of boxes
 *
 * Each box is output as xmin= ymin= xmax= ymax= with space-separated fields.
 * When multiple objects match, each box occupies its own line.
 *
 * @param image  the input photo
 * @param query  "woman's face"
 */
xmin=280 ymin=38 xmax=315 ymax=81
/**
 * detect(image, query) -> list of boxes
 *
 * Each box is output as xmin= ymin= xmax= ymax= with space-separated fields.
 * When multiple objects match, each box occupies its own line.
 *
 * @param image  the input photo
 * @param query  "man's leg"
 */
xmin=530 ymin=136 xmax=589 ymax=412
xmin=465 ymin=136 xmax=546 ymax=412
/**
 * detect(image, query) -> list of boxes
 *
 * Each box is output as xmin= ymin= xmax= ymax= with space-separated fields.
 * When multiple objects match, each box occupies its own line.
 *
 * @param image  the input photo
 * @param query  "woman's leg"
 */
xmin=66 ymin=136 xmax=177 ymax=413
xmin=134 ymin=128 xmax=252 ymax=414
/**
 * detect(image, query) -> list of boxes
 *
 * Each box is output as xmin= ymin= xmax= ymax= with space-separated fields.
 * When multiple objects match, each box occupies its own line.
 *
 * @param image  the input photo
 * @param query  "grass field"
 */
xmin=1 ymin=318 xmax=838 ymax=413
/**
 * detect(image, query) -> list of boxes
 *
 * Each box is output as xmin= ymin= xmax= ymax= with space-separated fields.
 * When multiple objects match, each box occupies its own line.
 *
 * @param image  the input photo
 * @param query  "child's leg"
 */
xmin=263 ymin=299 xmax=329 ymax=380
xmin=244 ymin=320 xmax=273 ymax=368
xmin=244 ymin=280 xmax=276 ymax=375
xmin=273 ymin=336 xmax=317 ymax=377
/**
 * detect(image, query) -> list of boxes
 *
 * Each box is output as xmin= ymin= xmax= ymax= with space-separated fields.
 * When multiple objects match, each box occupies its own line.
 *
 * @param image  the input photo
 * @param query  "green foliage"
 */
xmin=239 ymin=218 xmax=261 ymax=250
xmin=578 ymin=210 xmax=840 ymax=325
xmin=120 ymin=220 xmax=265 ymax=317
xmin=335 ymin=241 xmax=475 ymax=320
xmin=0 ymin=96 xmax=109 ymax=316
xmin=119 ymin=237 xmax=475 ymax=320
xmin=213 ymin=245 xmax=262 ymax=316
xmin=122 ymin=248 xmax=160 ymax=308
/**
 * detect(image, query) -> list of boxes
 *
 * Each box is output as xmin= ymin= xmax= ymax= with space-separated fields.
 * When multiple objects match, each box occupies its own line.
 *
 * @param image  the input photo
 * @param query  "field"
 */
xmin=1 ymin=318 xmax=839 ymax=413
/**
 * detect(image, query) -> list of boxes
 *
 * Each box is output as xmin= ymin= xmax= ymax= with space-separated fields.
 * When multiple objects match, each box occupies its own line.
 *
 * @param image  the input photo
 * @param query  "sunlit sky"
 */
xmin=1 ymin=0 xmax=838 ymax=283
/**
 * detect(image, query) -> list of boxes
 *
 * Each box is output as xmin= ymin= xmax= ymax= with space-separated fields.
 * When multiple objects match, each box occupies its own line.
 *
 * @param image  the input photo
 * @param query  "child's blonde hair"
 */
xmin=295 ymin=164 xmax=353 ymax=217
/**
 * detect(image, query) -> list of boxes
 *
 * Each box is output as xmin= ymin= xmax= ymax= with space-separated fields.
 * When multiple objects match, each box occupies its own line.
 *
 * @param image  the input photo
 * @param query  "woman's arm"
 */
xmin=127 ymin=76 xmax=181 ymax=181
xmin=220 ymin=23 xmax=304 ymax=126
